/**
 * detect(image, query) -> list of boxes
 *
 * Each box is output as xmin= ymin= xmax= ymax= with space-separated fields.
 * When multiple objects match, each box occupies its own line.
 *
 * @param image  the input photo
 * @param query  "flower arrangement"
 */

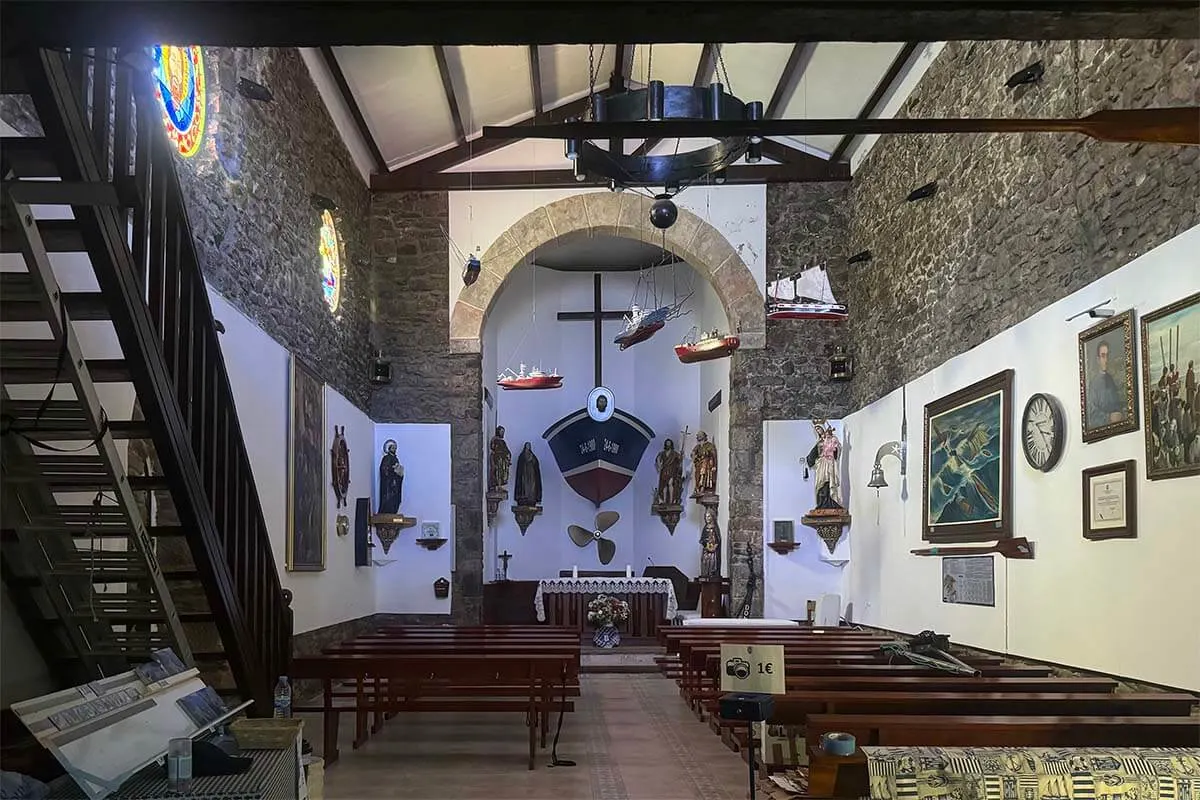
xmin=586 ymin=594 xmax=630 ymax=628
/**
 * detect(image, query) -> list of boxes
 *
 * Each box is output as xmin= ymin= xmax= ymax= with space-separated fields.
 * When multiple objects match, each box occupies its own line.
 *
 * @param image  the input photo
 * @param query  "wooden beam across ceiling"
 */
xmin=766 ymin=43 xmax=817 ymax=119
xmin=318 ymin=46 xmax=388 ymax=174
xmin=6 ymin=2 xmax=1195 ymax=48
xmin=829 ymin=41 xmax=921 ymax=162
xmin=434 ymin=45 xmax=467 ymax=145
xmin=376 ymin=160 xmax=851 ymax=191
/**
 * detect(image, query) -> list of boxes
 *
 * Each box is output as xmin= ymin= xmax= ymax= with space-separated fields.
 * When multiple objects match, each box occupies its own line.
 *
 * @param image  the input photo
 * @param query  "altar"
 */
xmin=534 ymin=577 xmax=679 ymax=637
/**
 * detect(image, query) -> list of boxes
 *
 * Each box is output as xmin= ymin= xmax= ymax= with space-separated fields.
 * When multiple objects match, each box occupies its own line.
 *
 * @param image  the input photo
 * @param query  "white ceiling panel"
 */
xmin=777 ymin=42 xmax=908 ymax=154
xmin=537 ymin=45 xmax=617 ymax=110
xmin=450 ymin=46 xmax=534 ymax=135
xmin=334 ymin=46 xmax=458 ymax=167
xmin=708 ymin=43 xmax=795 ymax=103
xmin=628 ymin=44 xmax=704 ymax=87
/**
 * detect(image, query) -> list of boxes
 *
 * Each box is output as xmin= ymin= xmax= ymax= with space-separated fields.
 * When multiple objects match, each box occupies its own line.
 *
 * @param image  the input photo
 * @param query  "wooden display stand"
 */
xmin=698 ymin=577 xmax=728 ymax=618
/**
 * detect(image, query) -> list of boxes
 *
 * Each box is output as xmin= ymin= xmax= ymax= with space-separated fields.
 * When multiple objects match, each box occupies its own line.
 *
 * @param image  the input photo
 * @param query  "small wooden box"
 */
xmin=230 ymin=717 xmax=303 ymax=750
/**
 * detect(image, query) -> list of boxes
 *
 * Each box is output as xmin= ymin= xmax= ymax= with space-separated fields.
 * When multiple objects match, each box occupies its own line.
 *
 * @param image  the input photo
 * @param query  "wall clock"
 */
xmin=1021 ymin=392 xmax=1065 ymax=472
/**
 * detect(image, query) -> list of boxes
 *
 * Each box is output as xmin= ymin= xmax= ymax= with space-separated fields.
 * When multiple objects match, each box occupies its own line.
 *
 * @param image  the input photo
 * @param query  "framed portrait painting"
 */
xmin=923 ymin=369 xmax=1013 ymax=543
xmin=287 ymin=357 xmax=326 ymax=571
xmin=1140 ymin=291 xmax=1200 ymax=480
xmin=1078 ymin=310 xmax=1138 ymax=443
xmin=1081 ymin=460 xmax=1137 ymax=541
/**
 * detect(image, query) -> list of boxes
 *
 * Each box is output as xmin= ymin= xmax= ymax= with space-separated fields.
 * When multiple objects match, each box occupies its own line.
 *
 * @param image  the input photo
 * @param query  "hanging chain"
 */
xmin=646 ymin=44 xmax=654 ymax=85
xmin=587 ymin=44 xmax=596 ymax=121
xmin=715 ymin=44 xmax=732 ymax=94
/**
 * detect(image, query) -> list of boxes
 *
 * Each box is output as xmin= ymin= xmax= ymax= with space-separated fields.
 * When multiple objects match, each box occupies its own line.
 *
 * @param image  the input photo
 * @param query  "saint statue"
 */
xmin=699 ymin=505 xmax=722 ymax=579
xmin=690 ymin=430 xmax=718 ymax=498
xmin=378 ymin=439 xmax=404 ymax=514
xmin=653 ymin=438 xmax=684 ymax=508
xmin=514 ymin=442 xmax=542 ymax=507
xmin=488 ymin=425 xmax=511 ymax=493
xmin=804 ymin=420 xmax=843 ymax=509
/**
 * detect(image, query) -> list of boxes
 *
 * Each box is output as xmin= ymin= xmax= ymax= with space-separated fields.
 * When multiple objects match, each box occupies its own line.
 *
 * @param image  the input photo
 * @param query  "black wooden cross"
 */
xmin=556 ymin=273 xmax=628 ymax=388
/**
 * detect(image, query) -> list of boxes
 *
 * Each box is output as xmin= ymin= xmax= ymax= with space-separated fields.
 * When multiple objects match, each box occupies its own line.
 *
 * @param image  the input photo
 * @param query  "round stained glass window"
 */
xmin=150 ymin=45 xmax=206 ymax=158
xmin=319 ymin=210 xmax=342 ymax=313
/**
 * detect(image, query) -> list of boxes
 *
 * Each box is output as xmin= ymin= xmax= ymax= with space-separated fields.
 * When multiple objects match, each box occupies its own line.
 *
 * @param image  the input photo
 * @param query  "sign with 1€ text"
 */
xmin=718 ymin=643 xmax=785 ymax=694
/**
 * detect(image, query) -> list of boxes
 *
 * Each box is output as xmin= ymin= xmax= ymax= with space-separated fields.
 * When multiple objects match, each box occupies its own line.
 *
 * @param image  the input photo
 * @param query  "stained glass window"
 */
xmin=319 ymin=210 xmax=342 ymax=312
xmin=150 ymin=46 xmax=207 ymax=158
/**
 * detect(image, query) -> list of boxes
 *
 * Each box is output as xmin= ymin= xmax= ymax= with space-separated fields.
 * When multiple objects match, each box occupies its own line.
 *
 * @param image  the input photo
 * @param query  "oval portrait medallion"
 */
xmin=151 ymin=45 xmax=207 ymax=158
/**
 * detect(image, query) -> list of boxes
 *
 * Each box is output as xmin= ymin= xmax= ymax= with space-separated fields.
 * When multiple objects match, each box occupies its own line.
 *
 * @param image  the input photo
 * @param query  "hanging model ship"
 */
xmin=497 ymin=363 xmax=563 ymax=391
xmin=675 ymin=326 xmax=740 ymax=364
xmin=613 ymin=304 xmax=671 ymax=350
xmin=765 ymin=264 xmax=848 ymax=321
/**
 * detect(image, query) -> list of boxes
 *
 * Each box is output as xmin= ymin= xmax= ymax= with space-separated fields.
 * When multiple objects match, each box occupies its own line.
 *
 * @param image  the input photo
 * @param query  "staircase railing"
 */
xmin=22 ymin=47 xmax=291 ymax=712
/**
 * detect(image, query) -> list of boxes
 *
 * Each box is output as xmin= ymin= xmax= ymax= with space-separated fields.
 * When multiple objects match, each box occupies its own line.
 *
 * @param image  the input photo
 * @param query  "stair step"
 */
xmin=2 ymin=523 xmax=185 ymax=540
xmin=0 ymin=218 xmax=85 ymax=253
xmin=0 ymin=273 xmax=110 ymax=321
xmin=64 ymin=610 xmax=213 ymax=623
xmin=0 ymin=399 xmax=149 ymax=438
xmin=0 ymin=137 xmax=57 ymax=178
xmin=1 ymin=357 xmax=131 ymax=384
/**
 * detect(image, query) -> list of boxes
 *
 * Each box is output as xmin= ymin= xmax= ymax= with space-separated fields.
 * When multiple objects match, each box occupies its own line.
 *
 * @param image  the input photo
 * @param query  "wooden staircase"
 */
xmin=1 ymin=48 xmax=291 ymax=713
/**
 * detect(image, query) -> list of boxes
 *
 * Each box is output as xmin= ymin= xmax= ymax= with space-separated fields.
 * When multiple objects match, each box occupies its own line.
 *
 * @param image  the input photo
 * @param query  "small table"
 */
xmin=534 ymin=577 xmax=679 ymax=637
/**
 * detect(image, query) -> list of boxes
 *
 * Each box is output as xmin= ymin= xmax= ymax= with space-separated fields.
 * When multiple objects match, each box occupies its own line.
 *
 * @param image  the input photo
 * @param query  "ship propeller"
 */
xmin=567 ymin=510 xmax=620 ymax=565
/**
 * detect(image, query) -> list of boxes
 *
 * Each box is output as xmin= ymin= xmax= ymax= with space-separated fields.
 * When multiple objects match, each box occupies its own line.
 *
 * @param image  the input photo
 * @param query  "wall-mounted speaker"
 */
xmin=354 ymin=497 xmax=371 ymax=567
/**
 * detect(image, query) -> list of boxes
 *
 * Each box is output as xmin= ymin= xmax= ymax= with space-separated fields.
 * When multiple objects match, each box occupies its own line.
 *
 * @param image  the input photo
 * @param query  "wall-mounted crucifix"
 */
xmin=556 ymin=273 xmax=628 ymax=388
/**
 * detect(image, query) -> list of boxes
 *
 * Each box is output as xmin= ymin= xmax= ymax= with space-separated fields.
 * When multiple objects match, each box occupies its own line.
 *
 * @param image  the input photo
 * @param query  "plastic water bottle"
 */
xmin=273 ymin=676 xmax=292 ymax=718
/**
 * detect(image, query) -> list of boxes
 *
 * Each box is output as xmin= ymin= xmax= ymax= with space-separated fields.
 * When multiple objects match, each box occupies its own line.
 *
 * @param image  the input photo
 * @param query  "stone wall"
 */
xmin=728 ymin=183 xmax=853 ymax=617
xmin=845 ymin=38 xmax=1200 ymax=409
xmin=368 ymin=192 xmax=485 ymax=624
xmin=175 ymin=48 xmax=374 ymax=410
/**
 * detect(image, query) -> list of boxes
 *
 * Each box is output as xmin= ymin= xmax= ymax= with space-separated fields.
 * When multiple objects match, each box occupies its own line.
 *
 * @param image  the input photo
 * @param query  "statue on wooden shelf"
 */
xmin=805 ymin=420 xmax=843 ymax=510
xmin=653 ymin=438 xmax=684 ymax=509
xmin=690 ymin=430 xmax=718 ymax=502
xmin=377 ymin=439 xmax=404 ymax=514
xmin=514 ymin=442 xmax=542 ymax=507
xmin=699 ymin=505 xmax=722 ymax=579
xmin=488 ymin=425 xmax=511 ymax=494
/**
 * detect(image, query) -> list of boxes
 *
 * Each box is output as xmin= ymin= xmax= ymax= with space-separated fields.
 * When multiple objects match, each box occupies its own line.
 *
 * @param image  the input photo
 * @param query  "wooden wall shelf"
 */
xmin=768 ymin=541 xmax=800 ymax=555
xmin=416 ymin=537 xmax=448 ymax=551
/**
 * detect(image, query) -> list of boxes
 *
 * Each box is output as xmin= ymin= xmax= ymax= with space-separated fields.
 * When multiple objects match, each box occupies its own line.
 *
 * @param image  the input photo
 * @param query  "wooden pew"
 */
xmin=805 ymin=713 xmax=1200 ymax=747
xmin=292 ymin=651 xmax=574 ymax=769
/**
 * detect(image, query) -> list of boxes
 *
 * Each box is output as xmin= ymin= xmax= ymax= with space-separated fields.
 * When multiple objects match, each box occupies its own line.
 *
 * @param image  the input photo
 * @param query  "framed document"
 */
xmin=1081 ymin=460 xmax=1137 ymax=541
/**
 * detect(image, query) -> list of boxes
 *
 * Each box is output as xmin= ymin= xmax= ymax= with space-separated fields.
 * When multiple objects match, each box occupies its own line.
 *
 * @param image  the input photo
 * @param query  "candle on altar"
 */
xmin=625 ymin=564 xmax=632 ymax=578
xmin=572 ymin=565 xmax=578 ymax=578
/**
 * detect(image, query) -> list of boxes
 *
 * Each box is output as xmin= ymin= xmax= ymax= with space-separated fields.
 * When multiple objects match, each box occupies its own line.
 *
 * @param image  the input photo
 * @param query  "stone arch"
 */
xmin=448 ymin=192 xmax=764 ymax=353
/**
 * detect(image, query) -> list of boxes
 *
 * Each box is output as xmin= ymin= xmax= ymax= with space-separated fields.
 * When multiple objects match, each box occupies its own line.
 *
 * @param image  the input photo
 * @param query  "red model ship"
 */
xmin=497 ymin=365 xmax=563 ymax=391
xmin=674 ymin=328 xmax=741 ymax=364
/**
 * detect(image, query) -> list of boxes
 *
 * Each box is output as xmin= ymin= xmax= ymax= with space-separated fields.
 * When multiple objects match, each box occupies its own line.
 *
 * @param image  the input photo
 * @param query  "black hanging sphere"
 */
xmin=649 ymin=196 xmax=678 ymax=230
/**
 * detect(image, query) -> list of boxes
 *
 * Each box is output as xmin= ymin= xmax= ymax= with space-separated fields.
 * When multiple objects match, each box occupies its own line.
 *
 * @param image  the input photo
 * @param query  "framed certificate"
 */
xmin=1081 ymin=460 xmax=1137 ymax=541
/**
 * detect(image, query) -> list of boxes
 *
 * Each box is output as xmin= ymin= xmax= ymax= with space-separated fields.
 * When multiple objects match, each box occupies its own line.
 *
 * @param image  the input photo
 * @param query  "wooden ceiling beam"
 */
xmin=766 ymin=43 xmax=817 ymax=119
xmin=318 ymin=46 xmax=388 ymax=174
xmin=5 ymin=2 xmax=1195 ymax=48
xmin=373 ymin=160 xmax=851 ymax=191
xmin=829 ymin=42 xmax=921 ymax=163
xmin=529 ymin=45 xmax=544 ymax=115
xmin=433 ymin=45 xmax=467 ymax=145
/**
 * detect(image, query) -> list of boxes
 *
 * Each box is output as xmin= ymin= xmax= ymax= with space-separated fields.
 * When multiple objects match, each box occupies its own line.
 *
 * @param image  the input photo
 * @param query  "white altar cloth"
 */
xmin=534 ymin=577 xmax=678 ymax=622
xmin=681 ymin=617 xmax=800 ymax=627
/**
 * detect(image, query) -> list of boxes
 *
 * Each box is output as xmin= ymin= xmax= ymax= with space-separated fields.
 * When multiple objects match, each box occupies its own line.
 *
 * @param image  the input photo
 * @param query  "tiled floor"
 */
xmin=305 ymin=675 xmax=751 ymax=799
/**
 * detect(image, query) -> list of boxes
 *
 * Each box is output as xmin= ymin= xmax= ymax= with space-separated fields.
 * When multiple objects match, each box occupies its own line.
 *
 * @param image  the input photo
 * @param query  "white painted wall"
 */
xmin=845 ymin=226 xmax=1200 ymax=690
xmin=763 ymin=420 xmax=850 ymax=620
xmin=209 ymin=287 xmax=378 ymax=634
xmin=483 ymin=262 xmax=729 ymax=582
xmin=447 ymin=185 xmax=766 ymax=317
xmin=372 ymin=423 xmax=454 ymax=615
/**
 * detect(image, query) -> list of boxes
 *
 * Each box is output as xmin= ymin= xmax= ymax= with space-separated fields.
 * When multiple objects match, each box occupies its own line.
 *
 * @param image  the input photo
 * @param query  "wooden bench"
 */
xmin=292 ymin=650 xmax=575 ymax=769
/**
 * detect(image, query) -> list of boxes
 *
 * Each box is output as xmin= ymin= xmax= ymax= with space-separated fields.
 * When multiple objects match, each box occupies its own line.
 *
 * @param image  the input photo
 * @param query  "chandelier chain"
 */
xmin=587 ymin=44 xmax=596 ymax=121
xmin=715 ymin=44 xmax=732 ymax=94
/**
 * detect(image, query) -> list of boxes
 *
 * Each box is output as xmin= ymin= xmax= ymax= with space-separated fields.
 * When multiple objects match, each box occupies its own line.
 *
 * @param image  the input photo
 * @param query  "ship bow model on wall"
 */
xmin=543 ymin=408 xmax=656 ymax=506
xmin=766 ymin=264 xmax=848 ymax=321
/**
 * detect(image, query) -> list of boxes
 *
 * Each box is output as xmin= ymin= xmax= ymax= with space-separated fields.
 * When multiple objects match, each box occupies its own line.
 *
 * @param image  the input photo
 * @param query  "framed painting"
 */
xmin=1141 ymin=291 xmax=1200 ymax=480
xmin=1081 ymin=460 xmax=1137 ymax=541
xmin=1078 ymin=310 xmax=1138 ymax=443
xmin=287 ymin=357 xmax=326 ymax=571
xmin=923 ymin=369 xmax=1013 ymax=543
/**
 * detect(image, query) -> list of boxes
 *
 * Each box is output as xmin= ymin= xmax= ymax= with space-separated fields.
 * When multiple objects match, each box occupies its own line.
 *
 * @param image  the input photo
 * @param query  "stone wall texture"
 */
xmin=728 ymin=183 xmax=853 ymax=617
xmin=368 ymin=192 xmax=485 ymax=624
xmin=845 ymin=38 xmax=1200 ymax=409
xmin=175 ymin=47 xmax=374 ymax=410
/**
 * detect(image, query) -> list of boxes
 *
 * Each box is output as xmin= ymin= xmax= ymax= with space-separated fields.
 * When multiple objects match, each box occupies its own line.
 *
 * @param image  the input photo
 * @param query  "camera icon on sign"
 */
xmin=725 ymin=657 xmax=751 ymax=680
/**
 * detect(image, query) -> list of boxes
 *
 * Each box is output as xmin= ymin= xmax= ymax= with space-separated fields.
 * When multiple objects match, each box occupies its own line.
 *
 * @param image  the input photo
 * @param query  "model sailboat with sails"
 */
xmin=765 ymin=264 xmax=848 ymax=321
